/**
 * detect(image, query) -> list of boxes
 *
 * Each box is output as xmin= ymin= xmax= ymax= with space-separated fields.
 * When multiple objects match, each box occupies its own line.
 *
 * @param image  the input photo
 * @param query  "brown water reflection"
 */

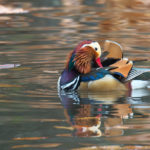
xmin=59 ymin=90 xmax=150 ymax=149
xmin=59 ymin=91 xmax=133 ymax=137
xmin=0 ymin=0 xmax=150 ymax=150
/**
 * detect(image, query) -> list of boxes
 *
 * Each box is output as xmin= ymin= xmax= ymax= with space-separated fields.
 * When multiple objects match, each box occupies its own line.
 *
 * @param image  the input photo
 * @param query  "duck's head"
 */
xmin=66 ymin=40 xmax=103 ymax=74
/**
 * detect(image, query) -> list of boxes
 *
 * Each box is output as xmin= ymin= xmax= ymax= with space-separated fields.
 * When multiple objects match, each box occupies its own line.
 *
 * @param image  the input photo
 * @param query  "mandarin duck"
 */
xmin=58 ymin=40 xmax=150 ymax=92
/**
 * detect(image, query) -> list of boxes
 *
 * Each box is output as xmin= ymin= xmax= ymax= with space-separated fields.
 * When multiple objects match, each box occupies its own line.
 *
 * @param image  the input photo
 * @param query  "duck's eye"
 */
xmin=95 ymin=47 xmax=98 ymax=51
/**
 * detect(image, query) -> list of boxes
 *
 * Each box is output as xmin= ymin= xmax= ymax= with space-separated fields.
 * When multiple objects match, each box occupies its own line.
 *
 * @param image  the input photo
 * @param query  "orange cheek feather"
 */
xmin=74 ymin=46 xmax=94 ymax=74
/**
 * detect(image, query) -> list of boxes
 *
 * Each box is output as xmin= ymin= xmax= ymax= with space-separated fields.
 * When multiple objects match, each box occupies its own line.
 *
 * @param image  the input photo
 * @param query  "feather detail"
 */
xmin=125 ymin=68 xmax=150 ymax=82
xmin=103 ymin=40 xmax=123 ymax=59
xmin=74 ymin=40 xmax=92 ymax=52
xmin=65 ymin=41 xmax=93 ymax=70
xmin=74 ymin=46 xmax=98 ymax=74
xmin=65 ymin=50 xmax=74 ymax=70
xmin=110 ymin=59 xmax=133 ymax=78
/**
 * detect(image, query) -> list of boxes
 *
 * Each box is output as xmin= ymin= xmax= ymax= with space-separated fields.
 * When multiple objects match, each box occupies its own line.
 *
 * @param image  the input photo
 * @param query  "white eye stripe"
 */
xmin=81 ymin=41 xmax=101 ymax=57
xmin=81 ymin=42 xmax=100 ymax=51
xmin=81 ymin=44 xmax=90 ymax=48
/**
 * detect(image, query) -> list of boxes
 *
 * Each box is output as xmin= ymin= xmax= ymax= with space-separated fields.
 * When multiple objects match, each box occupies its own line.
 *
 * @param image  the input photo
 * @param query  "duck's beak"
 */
xmin=96 ymin=57 xmax=103 ymax=68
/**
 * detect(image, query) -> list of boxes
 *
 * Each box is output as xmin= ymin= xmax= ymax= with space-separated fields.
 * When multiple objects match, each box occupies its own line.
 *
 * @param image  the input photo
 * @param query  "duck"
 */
xmin=58 ymin=40 xmax=150 ymax=92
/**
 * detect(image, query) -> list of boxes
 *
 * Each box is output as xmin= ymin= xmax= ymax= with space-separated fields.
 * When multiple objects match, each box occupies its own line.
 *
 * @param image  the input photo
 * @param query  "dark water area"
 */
xmin=0 ymin=0 xmax=150 ymax=149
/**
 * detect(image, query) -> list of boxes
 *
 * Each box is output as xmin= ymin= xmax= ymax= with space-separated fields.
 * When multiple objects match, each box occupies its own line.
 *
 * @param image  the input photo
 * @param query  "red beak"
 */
xmin=96 ymin=57 xmax=103 ymax=68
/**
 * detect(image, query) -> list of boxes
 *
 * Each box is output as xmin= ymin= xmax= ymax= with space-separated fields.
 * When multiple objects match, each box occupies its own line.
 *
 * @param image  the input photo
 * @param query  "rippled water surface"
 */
xmin=0 ymin=0 xmax=150 ymax=149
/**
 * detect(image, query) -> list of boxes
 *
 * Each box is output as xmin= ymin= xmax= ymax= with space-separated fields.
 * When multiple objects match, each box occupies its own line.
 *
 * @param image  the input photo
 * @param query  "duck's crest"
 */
xmin=74 ymin=40 xmax=92 ymax=52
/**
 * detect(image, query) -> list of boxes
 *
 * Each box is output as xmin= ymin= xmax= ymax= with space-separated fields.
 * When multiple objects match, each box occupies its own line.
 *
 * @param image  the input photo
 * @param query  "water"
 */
xmin=0 ymin=0 xmax=150 ymax=149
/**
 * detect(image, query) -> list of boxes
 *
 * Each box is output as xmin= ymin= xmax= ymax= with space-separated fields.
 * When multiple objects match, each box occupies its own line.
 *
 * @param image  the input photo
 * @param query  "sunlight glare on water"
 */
xmin=0 ymin=0 xmax=150 ymax=149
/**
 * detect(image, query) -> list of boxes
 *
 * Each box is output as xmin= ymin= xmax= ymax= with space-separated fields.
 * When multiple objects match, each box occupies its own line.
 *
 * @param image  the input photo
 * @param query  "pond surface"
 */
xmin=0 ymin=0 xmax=150 ymax=149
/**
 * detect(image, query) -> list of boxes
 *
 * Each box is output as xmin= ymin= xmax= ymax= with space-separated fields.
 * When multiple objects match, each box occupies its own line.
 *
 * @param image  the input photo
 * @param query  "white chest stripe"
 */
xmin=61 ymin=76 xmax=80 ymax=90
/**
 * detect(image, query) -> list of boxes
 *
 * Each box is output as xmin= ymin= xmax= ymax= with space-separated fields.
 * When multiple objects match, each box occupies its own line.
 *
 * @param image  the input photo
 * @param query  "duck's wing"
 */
xmin=108 ymin=59 xmax=150 ymax=82
xmin=103 ymin=40 xmax=123 ymax=59
xmin=109 ymin=59 xmax=133 ymax=79
xmin=100 ymin=40 xmax=150 ymax=82
xmin=101 ymin=58 xmax=120 ymax=67
xmin=101 ymin=40 xmax=123 ymax=67
xmin=81 ymin=68 xmax=109 ymax=82
xmin=101 ymin=40 xmax=148 ymax=64
xmin=125 ymin=68 xmax=150 ymax=82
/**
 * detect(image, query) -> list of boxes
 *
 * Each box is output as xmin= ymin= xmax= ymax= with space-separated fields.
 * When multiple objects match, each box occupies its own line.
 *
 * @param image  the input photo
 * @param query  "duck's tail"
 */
xmin=125 ymin=67 xmax=150 ymax=82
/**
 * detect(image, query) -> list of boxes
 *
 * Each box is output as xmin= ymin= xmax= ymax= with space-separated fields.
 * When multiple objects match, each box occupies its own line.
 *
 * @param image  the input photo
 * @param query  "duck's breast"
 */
xmin=79 ymin=74 xmax=126 ymax=91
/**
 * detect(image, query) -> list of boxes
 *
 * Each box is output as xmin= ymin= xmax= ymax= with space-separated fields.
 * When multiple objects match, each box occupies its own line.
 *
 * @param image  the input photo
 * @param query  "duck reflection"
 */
xmin=59 ymin=91 xmax=102 ymax=137
xmin=59 ymin=87 xmax=150 ymax=137
xmin=58 ymin=89 xmax=137 ymax=137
